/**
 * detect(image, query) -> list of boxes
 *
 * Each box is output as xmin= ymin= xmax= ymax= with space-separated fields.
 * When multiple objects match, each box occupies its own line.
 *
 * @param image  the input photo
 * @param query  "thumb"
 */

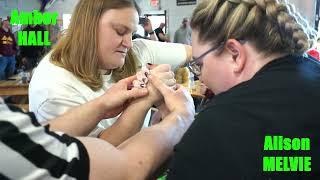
xmin=120 ymin=75 xmax=137 ymax=86
xmin=126 ymin=88 xmax=148 ymax=99
xmin=149 ymin=75 xmax=171 ymax=96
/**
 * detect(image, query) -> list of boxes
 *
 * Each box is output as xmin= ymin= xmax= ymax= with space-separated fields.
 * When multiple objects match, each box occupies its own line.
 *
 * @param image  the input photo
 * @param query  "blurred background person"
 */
xmin=154 ymin=22 xmax=170 ymax=42
xmin=19 ymin=24 xmax=47 ymax=71
xmin=307 ymin=37 xmax=320 ymax=60
xmin=174 ymin=17 xmax=192 ymax=45
xmin=0 ymin=19 xmax=17 ymax=80
xmin=132 ymin=17 xmax=158 ymax=41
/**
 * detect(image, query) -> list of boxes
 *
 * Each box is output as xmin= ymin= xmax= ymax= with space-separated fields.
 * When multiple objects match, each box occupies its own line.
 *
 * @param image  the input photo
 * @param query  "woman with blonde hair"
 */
xmin=29 ymin=0 xmax=190 ymax=146
xmin=160 ymin=0 xmax=320 ymax=179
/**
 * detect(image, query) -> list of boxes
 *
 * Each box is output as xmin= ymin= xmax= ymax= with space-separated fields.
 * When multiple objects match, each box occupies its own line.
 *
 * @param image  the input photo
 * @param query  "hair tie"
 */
xmin=227 ymin=0 xmax=241 ymax=4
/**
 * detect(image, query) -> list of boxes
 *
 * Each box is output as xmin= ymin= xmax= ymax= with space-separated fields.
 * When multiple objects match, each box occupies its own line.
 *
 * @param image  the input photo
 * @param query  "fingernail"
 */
xmin=128 ymin=84 xmax=134 ymax=90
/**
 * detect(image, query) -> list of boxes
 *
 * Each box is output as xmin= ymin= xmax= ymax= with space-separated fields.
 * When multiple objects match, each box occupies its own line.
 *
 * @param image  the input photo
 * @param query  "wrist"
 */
xmin=94 ymin=97 xmax=111 ymax=117
xmin=154 ymin=99 xmax=164 ymax=108
xmin=131 ymin=97 xmax=154 ymax=109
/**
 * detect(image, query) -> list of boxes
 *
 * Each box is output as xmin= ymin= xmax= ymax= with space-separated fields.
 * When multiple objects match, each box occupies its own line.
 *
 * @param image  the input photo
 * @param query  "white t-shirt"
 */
xmin=29 ymin=39 xmax=187 ymax=137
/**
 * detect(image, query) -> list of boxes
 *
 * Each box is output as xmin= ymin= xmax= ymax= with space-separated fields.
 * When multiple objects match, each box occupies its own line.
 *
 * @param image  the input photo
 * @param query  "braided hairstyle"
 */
xmin=191 ymin=0 xmax=317 ymax=55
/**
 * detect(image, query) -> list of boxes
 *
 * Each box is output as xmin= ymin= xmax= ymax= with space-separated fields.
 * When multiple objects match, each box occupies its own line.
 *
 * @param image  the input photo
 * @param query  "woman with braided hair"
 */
xmin=161 ymin=0 xmax=320 ymax=179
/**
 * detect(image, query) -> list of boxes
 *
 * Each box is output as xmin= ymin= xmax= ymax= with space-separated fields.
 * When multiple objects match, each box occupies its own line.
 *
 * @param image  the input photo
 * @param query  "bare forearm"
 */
xmin=157 ymin=103 xmax=170 ymax=119
xmin=49 ymin=98 xmax=106 ymax=136
xmin=149 ymin=34 xmax=158 ymax=41
xmin=159 ymin=34 xmax=168 ymax=42
xmin=99 ymin=99 xmax=152 ymax=146
xmin=77 ymin=113 xmax=191 ymax=180
xmin=117 ymin=112 xmax=188 ymax=179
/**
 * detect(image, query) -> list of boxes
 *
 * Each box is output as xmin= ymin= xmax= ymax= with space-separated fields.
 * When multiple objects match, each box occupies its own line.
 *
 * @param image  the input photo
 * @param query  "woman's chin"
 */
xmin=110 ymin=63 xmax=125 ymax=70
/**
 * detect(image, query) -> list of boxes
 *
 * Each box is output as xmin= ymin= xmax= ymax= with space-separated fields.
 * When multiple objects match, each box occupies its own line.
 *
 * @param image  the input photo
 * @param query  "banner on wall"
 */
xmin=177 ymin=0 xmax=196 ymax=6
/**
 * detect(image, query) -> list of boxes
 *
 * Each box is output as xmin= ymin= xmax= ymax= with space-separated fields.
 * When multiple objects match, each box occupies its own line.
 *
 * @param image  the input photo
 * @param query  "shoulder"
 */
xmin=195 ymin=104 xmax=235 ymax=124
xmin=191 ymin=96 xmax=259 ymax=133
xmin=30 ymin=55 xmax=77 ymax=94
xmin=29 ymin=54 xmax=98 ymax=118
xmin=32 ymin=53 xmax=69 ymax=79
xmin=30 ymin=53 xmax=100 ymax=95
xmin=31 ymin=53 xmax=90 ymax=91
xmin=131 ymin=38 xmax=153 ymax=59
xmin=132 ymin=39 xmax=186 ymax=67
xmin=10 ymin=31 xmax=15 ymax=36
xmin=174 ymin=29 xmax=181 ymax=36
xmin=133 ymin=38 xmax=185 ymax=51
xmin=132 ymin=38 xmax=161 ymax=50
xmin=132 ymin=38 xmax=148 ymax=48
xmin=175 ymin=27 xmax=183 ymax=32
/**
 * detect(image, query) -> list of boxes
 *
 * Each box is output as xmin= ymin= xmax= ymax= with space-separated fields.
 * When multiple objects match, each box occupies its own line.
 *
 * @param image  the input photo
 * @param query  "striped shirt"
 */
xmin=0 ymin=102 xmax=89 ymax=180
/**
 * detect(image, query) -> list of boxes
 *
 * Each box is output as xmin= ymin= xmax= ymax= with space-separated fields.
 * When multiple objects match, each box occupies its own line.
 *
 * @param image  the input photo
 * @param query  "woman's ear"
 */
xmin=225 ymin=39 xmax=246 ymax=73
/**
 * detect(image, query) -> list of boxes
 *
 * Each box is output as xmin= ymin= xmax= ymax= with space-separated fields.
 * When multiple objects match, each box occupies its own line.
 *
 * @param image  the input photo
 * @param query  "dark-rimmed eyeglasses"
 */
xmin=186 ymin=40 xmax=245 ymax=76
xmin=186 ymin=43 xmax=224 ymax=76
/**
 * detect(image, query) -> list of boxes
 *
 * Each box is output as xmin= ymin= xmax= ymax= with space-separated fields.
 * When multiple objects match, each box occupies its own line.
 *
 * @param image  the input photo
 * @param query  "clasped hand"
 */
xmin=98 ymin=64 xmax=176 ymax=118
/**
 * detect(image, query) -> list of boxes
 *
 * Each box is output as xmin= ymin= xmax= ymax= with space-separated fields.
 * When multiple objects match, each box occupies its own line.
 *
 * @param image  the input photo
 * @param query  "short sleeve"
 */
xmin=132 ymin=39 xmax=187 ymax=70
xmin=36 ymin=96 xmax=86 ymax=122
xmin=36 ymin=97 xmax=105 ymax=137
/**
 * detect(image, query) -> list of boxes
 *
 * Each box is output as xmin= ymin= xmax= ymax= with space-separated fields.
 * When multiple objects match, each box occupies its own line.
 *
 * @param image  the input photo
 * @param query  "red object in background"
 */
xmin=307 ymin=49 xmax=320 ymax=60
xmin=150 ymin=0 xmax=159 ymax=7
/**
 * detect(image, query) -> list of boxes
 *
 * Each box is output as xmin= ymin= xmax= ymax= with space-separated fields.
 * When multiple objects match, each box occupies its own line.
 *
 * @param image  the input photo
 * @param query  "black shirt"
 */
xmin=168 ymin=55 xmax=320 ymax=179
xmin=154 ymin=27 xmax=165 ymax=42
xmin=19 ymin=25 xmax=46 ymax=58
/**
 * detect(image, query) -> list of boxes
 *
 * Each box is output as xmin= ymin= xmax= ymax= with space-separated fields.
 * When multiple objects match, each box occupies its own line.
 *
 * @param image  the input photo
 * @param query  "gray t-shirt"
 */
xmin=174 ymin=27 xmax=192 ymax=45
